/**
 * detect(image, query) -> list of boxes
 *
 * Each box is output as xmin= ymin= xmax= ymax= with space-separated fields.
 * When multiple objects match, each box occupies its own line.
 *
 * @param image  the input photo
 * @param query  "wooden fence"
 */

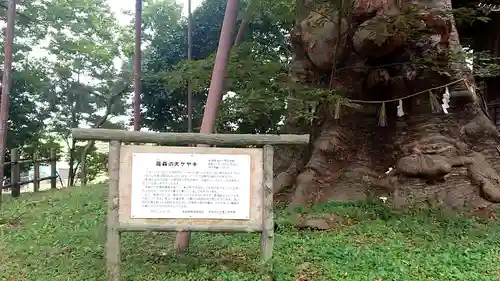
xmin=1 ymin=148 xmax=58 ymax=197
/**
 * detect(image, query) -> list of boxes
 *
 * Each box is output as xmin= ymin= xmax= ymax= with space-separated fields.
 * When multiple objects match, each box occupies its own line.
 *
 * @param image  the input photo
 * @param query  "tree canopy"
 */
xmin=1 ymin=0 xmax=130 ymax=185
xmin=140 ymin=0 xmax=295 ymax=134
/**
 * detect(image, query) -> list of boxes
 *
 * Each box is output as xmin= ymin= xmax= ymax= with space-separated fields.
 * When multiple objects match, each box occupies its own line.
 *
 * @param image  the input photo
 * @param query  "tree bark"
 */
xmin=278 ymin=0 xmax=500 ymax=217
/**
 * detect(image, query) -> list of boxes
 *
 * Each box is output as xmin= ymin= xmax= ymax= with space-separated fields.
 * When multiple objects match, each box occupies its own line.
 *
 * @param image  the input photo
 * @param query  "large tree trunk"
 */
xmin=277 ymin=0 xmax=500 ymax=216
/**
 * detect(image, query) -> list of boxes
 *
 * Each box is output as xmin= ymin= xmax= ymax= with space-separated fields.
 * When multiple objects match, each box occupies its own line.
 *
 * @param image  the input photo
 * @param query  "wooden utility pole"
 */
xmin=187 ymin=0 xmax=193 ymax=132
xmin=133 ymin=0 xmax=142 ymax=131
xmin=174 ymin=0 xmax=239 ymax=252
xmin=198 ymin=0 xmax=239 ymax=134
xmin=0 ymin=0 xmax=17 ymax=205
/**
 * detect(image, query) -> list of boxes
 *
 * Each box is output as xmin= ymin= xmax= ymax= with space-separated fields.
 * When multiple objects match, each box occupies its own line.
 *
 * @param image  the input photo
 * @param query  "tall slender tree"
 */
xmin=0 ymin=0 xmax=16 ymax=197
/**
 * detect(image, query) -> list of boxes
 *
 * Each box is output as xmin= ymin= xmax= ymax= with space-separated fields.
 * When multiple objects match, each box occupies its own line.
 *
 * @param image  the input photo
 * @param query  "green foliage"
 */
xmin=142 ymin=0 xmax=184 ymax=47
xmin=139 ymin=0 xmax=499 ymax=136
xmin=22 ymin=136 xmax=64 ymax=162
xmin=0 ymin=185 xmax=499 ymax=280
xmin=141 ymin=0 xmax=293 ymax=133
xmin=16 ymin=0 xmax=132 ymax=185
xmin=84 ymin=152 xmax=107 ymax=183
xmin=0 ymin=1 xmax=51 ymax=54
xmin=0 ymin=4 xmax=70 ymax=178
xmin=44 ymin=0 xmax=127 ymax=140
xmin=140 ymin=0 xmax=207 ymax=132
xmin=0 ymin=0 xmax=498 ymax=188
xmin=0 ymin=63 xmax=55 ymax=176
xmin=253 ymin=0 xmax=295 ymax=27
xmin=452 ymin=7 xmax=491 ymax=26
xmin=161 ymin=41 xmax=290 ymax=133
xmin=470 ymin=50 xmax=500 ymax=77
xmin=8 ymin=66 xmax=51 ymax=151
xmin=2 ymin=0 xmax=129 ymax=186
xmin=80 ymin=147 xmax=107 ymax=183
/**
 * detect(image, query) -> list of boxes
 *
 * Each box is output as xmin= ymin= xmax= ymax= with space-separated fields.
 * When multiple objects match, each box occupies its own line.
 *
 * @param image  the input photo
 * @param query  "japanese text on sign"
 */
xmin=130 ymin=152 xmax=252 ymax=220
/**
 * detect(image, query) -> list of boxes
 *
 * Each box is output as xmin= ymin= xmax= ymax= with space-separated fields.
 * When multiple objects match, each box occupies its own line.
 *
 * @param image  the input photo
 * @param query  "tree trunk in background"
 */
xmin=276 ymin=0 xmax=500 ymax=217
xmin=472 ymin=12 xmax=500 ymax=105
xmin=68 ymin=138 xmax=76 ymax=187
xmin=174 ymin=0 xmax=239 ymax=252
xmin=80 ymin=140 xmax=95 ymax=186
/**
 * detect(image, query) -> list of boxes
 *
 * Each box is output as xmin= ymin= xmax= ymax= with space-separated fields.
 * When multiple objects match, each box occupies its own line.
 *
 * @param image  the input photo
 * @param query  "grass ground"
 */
xmin=0 ymin=184 xmax=499 ymax=281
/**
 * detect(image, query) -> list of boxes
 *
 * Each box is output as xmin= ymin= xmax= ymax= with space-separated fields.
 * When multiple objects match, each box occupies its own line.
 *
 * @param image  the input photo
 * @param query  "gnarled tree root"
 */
xmin=282 ymin=111 xmax=500 ymax=227
xmin=290 ymin=124 xmax=354 ymax=207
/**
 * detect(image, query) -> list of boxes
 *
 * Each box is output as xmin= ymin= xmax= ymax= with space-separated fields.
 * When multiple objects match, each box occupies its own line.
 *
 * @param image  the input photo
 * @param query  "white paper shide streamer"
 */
xmin=442 ymin=86 xmax=450 ymax=114
xmin=397 ymin=99 xmax=404 ymax=117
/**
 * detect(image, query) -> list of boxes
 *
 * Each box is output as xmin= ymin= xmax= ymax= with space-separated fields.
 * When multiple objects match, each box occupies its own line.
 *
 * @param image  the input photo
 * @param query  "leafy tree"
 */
xmin=41 ymin=0 xmax=129 ymax=186
xmin=0 ymin=64 xmax=59 ymax=180
xmin=140 ymin=0 xmax=293 ymax=133
xmin=143 ymin=0 xmax=500 ymax=221
xmin=140 ymin=0 xmax=201 ymax=132
xmin=0 ymin=1 xmax=59 ymax=182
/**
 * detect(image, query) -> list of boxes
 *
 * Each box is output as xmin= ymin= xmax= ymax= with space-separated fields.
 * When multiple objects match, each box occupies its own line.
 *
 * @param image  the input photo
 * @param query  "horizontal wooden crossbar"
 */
xmin=3 ymin=157 xmax=52 ymax=167
xmin=72 ymin=128 xmax=309 ymax=146
xmin=117 ymin=223 xmax=263 ymax=233
xmin=2 ymin=176 xmax=56 ymax=189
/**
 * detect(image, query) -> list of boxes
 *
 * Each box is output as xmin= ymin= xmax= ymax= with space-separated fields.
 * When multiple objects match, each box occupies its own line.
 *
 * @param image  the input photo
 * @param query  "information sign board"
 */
xmin=130 ymin=152 xmax=251 ymax=220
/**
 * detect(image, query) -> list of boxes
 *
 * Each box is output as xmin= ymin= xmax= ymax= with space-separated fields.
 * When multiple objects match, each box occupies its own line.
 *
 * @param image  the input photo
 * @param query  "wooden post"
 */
xmin=107 ymin=141 xmax=121 ymax=281
xmin=10 ymin=148 xmax=20 ymax=197
xmin=33 ymin=153 xmax=39 ymax=192
xmin=69 ymin=128 xmax=305 ymax=279
xmin=80 ymin=154 xmax=87 ymax=186
xmin=50 ymin=149 xmax=57 ymax=189
xmin=71 ymin=128 xmax=310 ymax=146
xmin=261 ymin=145 xmax=274 ymax=270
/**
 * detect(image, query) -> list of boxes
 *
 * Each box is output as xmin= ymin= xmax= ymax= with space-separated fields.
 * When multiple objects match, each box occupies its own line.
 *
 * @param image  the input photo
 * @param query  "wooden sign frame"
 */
xmin=72 ymin=128 xmax=309 ymax=281
xmin=107 ymin=141 xmax=274 ymax=281
xmin=117 ymin=145 xmax=266 ymax=231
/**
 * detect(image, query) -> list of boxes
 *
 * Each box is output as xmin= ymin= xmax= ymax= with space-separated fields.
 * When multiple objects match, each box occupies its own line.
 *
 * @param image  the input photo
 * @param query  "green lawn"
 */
xmin=0 ymin=185 xmax=499 ymax=281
